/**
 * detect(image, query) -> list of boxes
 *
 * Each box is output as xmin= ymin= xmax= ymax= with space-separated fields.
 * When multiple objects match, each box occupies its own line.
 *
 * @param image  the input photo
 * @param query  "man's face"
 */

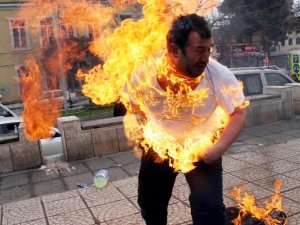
xmin=174 ymin=31 xmax=213 ymax=78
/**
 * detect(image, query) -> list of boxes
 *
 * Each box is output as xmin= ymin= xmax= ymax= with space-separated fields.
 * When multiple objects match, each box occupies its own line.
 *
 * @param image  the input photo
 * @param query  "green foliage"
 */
xmin=217 ymin=0 xmax=293 ymax=53
xmin=62 ymin=105 xmax=114 ymax=117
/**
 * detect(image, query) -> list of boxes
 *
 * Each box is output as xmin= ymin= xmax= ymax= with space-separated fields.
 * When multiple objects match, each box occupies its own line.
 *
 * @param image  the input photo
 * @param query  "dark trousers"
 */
xmin=137 ymin=150 xmax=226 ymax=225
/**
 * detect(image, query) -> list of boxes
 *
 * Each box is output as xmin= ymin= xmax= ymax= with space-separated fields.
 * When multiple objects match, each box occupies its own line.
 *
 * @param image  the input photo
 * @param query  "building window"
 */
xmin=296 ymin=37 xmax=300 ymax=45
xmin=59 ymin=20 xmax=76 ymax=40
xmin=9 ymin=19 xmax=30 ymax=50
xmin=281 ymin=39 xmax=285 ymax=46
xmin=289 ymin=38 xmax=293 ymax=46
xmin=88 ymin=23 xmax=101 ymax=41
xmin=40 ymin=17 xmax=55 ymax=47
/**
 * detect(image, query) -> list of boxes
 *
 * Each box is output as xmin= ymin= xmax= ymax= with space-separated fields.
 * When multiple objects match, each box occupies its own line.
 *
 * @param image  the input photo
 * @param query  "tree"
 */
xmin=217 ymin=0 xmax=293 ymax=55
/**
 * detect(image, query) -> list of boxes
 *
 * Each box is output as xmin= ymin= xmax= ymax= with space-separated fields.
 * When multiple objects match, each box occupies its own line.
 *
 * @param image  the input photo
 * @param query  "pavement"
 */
xmin=1 ymin=118 xmax=300 ymax=224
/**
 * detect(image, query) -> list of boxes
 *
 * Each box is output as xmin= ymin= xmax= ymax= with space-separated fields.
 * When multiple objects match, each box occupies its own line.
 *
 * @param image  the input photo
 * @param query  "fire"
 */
xmin=19 ymin=57 xmax=60 ymax=140
xmin=76 ymin=0 xmax=250 ymax=172
xmin=230 ymin=180 xmax=287 ymax=225
xmin=16 ymin=0 xmax=133 ymax=140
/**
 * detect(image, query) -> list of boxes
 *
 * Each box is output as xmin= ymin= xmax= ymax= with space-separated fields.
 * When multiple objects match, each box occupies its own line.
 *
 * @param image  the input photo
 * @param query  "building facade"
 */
xmin=0 ymin=0 xmax=142 ymax=103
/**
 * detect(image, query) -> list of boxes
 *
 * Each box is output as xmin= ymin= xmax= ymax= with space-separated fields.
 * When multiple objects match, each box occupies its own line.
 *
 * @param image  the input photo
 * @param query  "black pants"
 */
xmin=138 ymin=150 xmax=226 ymax=225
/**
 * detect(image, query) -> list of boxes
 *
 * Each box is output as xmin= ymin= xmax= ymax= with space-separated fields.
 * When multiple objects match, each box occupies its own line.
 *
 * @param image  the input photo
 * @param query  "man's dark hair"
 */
xmin=167 ymin=14 xmax=211 ymax=52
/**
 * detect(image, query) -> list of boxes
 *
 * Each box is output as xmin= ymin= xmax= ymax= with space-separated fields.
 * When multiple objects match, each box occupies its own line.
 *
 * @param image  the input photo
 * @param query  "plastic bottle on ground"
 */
xmin=94 ymin=169 xmax=109 ymax=188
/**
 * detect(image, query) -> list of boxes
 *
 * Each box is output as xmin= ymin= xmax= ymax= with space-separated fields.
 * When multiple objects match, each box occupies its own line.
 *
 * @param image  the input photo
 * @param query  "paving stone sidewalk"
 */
xmin=1 ymin=118 xmax=300 ymax=224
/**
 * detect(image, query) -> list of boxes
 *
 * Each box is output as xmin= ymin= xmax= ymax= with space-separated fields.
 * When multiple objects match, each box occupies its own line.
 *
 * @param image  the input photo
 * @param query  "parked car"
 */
xmin=231 ymin=67 xmax=296 ymax=96
xmin=39 ymin=89 xmax=65 ymax=109
xmin=0 ymin=117 xmax=63 ymax=157
xmin=0 ymin=103 xmax=18 ymax=117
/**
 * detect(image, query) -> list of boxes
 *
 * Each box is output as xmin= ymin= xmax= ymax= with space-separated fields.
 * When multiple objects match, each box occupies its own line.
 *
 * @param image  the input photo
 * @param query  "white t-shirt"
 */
xmin=127 ymin=58 xmax=245 ymax=140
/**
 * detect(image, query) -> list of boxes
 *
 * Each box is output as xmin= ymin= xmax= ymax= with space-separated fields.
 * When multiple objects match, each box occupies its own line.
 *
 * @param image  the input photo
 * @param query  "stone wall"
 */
xmin=285 ymin=83 xmax=300 ymax=115
xmin=58 ymin=86 xmax=294 ymax=161
xmin=0 ymin=124 xmax=42 ymax=174
xmin=57 ymin=116 xmax=133 ymax=162
xmin=245 ymin=86 xmax=294 ymax=127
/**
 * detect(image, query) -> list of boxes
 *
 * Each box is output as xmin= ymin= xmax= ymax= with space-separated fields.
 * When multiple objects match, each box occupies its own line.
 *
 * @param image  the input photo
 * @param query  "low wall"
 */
xmin=0 ymin=124 xmax=42 ymax=174
xmin=285 ymin=83 xmax=300 ymax=115
xmin=58 ymin=86 xmax=294 ymax=161
xmin=245 ymin=86 xmax=294 ymax=127
xmin=57 ymin=116 xmax=133 ymax=162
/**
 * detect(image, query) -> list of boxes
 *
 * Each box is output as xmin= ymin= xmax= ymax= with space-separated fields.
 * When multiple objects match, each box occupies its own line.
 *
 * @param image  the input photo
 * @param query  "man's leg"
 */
xmin=138 ymin=150 xmax=177 ymax=225
xmin=185 ymin=159 xmax=226 ymax=225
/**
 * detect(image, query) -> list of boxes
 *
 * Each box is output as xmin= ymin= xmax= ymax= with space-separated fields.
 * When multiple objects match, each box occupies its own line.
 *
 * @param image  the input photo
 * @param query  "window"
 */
xmin=265 ymin=73 xmax=291 ymax=86
xmin=88 ymin=23 xmax=101 ymax=41
xmin=119 ymin=14 xmax=133 ymax=21
xmin=53 ymin=90 xmax=63 ymax=98
xmin=289 ymin=38 xmax=293 ymax=46
xmin=59 ymin=20 xmax=76 ymax=39
xmin=296 ymin=38 xmax=300 ymax=45
xmin=281 ymin=39 xmax=285 ymax=46
xmin=9 ymin=19 xmax=30 ymax=50
xmin=234 ymin=73 xmax=263 ymax=96
xmin=0 ymin=106 xmax=14 ymax=117
xmin=0 ymin=122 xmax=20 ymax=144
xmin=40 ymin=18 xmax=55 ymax=47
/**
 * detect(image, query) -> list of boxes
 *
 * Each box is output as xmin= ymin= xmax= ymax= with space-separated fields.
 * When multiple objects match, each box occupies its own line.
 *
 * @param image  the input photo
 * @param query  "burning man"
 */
xmin=129 ymin=14 xmax=246 ymax=225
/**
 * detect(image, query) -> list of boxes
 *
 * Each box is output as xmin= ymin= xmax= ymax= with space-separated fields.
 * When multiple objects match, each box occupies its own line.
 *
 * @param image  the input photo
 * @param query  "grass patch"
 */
xmin=62 ymin=105 xmax=114 ymax=117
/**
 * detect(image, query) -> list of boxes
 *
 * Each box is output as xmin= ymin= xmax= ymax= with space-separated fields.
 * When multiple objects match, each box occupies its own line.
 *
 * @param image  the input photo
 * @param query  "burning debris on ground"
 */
xmin=226 ymin=180 xmax=288 ymax=225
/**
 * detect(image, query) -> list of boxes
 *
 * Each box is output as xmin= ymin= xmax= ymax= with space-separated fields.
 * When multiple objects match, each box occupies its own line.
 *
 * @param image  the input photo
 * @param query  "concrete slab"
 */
xmin=79 ymin=184 xmax=125 ymax=208
xmin=288 ymin=212 xmax=300 ymax=225
xmin=260 ymin=160 xmax=300 ymax=174
xmin=60 ymin=162 xmax=90 ymax=177
xmin=122 ymin=162 xmax=140 ymax=176
xmin=47 ymin=209 xmax=95 ymax=225
xmin=1 ymin=118 xmax=300 ymax=224
xmin=172 ymin=184 xmax=190 ymax=202
xmin=229 ymin=152 xmax=279 ymax=166
xmin=0 ymin=186 xmax=31 ymax=205
xmin=85 ymin=157 xmax=118 ymax=171
xmin=224 ymin=182 xmax=273 ymax=200
xmin=112 ymin=176 xmax=138 ymax=198
xmin=0 ymin=174 xmax=29 ymax=190
xmin=44 ymin=196 xmax=87 ymax=217
xmin=282 ymin=168 xmax=300 ymax=181
xmin=282 ymin=188 xmax=300 ymax=204
xmin=102 ymin=213 xmax=144 ymax=225
xmin=90 ymin=199 xmax=139 ymax=223
xmin=222 ymin=157 xmax=253 ymax=173
xmin=253 ymin=175 xmax=300 ymax=192
xmin=230 ymin=166 xmax=277 ymax=182
xmin=167 ymin=202 xmax=192 ymax=224
xmin=106 ymin=167 xmax=130 ymax=181
xmin=33 ymin=179 xmax=66 ymax=197
xmin=92 ymin=127 xmax=119 ymax=157
xmin=10 ymin=142 xmax=41 ymax=171
xmin=42 ymin=190 xmax=79 ymax=203
xmin=109 ymin=151 xmax=140 ymax=166
xmin=2 ymin=198 xmax=44 ymax=225
xmin=63 ymin=172 xmax=94 ymax=190
xmin=222 ymin=173 xmax=250 ymax=190
xmin=30 ymin=170 xmax=59 ymax=183
xmin=0 ymin=146 xmax=13 ymax=173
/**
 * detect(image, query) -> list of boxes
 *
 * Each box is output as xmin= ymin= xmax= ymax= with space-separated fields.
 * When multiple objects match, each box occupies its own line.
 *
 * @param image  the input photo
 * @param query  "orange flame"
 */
xmin=230 ymin=180 xmax=287 ymax=225
xmin=16 ymin=0 xmax=133 ymax=140
xmin=19 ymin=57 xmax=60 ymax=140
xmin=76 ymin=0 xmax=251 ymax=173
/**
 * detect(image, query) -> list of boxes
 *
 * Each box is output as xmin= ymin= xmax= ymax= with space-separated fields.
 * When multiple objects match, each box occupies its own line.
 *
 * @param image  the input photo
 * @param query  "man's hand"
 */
xmin=201 ymin=106 xmax=246 ymax=164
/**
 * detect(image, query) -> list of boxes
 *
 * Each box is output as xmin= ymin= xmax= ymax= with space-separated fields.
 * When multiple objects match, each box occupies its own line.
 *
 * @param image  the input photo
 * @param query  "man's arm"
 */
xmin=201 ymin=106 xmax=246 ymax=164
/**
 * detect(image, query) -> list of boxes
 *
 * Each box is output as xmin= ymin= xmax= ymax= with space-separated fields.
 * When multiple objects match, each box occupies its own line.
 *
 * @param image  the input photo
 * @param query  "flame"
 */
xmin=230 ymin=180 xmax=286 ymax=225
xmin=19 ymin=57 xmax=60 ymax=140
xmin=76 ymin=0 xmax=251 ymax=172
xmin=16 ymin=0 xmax=133 ymax=140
